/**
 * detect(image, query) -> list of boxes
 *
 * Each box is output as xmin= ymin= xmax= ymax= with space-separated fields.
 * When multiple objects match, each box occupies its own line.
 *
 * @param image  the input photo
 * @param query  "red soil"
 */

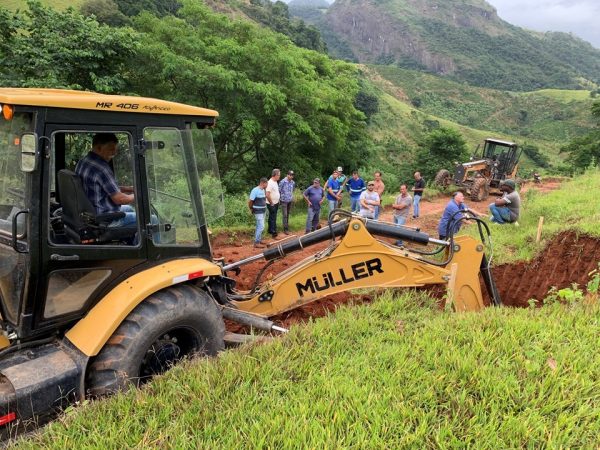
xmin=212 ymin=178 xmax=599 ymax=329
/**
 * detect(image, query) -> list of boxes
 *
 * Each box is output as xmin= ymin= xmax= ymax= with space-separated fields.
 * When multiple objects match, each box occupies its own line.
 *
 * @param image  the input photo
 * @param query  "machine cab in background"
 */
xmin=0 ymin=89 xmax=224 ymax=340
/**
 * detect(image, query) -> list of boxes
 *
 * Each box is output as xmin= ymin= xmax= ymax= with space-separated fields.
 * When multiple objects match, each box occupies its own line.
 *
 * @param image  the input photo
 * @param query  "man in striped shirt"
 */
xmin=75 ymin=133 xmax=136 ymax=228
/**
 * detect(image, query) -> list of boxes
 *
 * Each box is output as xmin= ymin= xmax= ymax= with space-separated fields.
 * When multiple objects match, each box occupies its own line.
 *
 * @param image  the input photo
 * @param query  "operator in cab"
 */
xmin=75 ymin=132 xmax=136 ymax=227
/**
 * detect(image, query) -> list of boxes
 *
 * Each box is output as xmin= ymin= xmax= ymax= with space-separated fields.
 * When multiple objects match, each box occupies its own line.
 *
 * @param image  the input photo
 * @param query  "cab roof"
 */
xmin=485 ymin=138 xmax=517 ymax=147
xmin=0 ymin=88 xmax=218 ymax=117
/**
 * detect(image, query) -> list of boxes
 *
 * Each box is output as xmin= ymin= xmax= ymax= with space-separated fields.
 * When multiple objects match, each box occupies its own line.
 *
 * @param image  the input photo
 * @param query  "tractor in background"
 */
xmin=435 ymin=138 xmax=521 ymax=201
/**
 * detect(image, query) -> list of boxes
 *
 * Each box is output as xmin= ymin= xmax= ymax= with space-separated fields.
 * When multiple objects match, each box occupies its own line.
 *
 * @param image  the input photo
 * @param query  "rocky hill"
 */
xmin=299 ymin=0 xmax=600 ymax=91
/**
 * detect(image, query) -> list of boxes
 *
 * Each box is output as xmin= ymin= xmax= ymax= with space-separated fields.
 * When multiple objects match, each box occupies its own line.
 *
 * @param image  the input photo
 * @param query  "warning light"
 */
xmin=0 ymin=412 xmax=16 ymax=426
xmin=2 ymin=105 xmax=14 ymax=121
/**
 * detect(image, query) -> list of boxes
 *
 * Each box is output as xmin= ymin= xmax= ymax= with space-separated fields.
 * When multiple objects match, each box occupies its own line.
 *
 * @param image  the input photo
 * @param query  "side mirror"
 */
xmin=20 ymin=133 xmax=37 ymax=172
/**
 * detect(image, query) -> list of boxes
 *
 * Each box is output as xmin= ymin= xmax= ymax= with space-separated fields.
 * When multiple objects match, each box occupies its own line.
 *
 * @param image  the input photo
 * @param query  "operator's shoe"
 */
xmin=253 ymin=242 xmax=265 ymax=249
xmin=284 ymin=230 xmax=290 ymax=235
xmin=513 ymin=221 xmax=519 ymax=227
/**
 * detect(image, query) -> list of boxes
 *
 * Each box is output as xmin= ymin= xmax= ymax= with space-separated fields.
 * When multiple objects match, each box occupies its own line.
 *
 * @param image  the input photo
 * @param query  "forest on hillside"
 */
xmin=1 ymin=0 xmax=599 ymax=192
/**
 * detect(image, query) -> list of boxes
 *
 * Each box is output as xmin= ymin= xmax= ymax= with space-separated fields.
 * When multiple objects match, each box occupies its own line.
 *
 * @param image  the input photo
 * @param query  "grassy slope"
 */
xmin=2 ymin=0 xmax=82 ymax=10
xmin=369 ymin=65 xmax=596 ymax=148
xmin=15 ymin=174 xmax=600 ymax=449
xmin=17 ymin=294 xmax=600 ymax=448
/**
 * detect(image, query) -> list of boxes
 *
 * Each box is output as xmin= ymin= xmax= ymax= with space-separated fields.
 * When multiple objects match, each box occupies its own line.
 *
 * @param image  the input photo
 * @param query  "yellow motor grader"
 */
xmin=435 ymin=138 xmax=521 ymax=201
xmin=0 ymin=89 xmax=500 ymax=431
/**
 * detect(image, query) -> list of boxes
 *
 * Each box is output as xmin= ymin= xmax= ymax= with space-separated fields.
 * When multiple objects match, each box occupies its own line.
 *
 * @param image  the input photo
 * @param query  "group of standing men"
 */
xmin=248 ymin=167 xmax=427 ymax=248
xmin=248 ymin=169 xmax=296 ymax=248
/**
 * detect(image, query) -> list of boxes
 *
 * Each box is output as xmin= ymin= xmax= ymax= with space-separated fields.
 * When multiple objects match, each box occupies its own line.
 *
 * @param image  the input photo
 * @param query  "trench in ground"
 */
xmin=226 ymin=231 xmax=600 ymax=333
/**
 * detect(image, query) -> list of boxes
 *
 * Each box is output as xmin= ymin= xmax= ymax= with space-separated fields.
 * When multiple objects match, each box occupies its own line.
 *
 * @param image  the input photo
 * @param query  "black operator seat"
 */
xmin=57 ymin=169 xmax=137 ymax=245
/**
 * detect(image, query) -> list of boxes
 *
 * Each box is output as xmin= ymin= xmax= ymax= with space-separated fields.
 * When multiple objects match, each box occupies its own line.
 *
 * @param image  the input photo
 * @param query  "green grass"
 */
xmin=2 ymin=0 xmax=82 ymax=10
xmin=462 ymin=169 xmax=600 ymax=263
xmin=15 ymin=292 xmax=600 ymax=448
xmin=524 ymin=89 xmax=593 ymax=102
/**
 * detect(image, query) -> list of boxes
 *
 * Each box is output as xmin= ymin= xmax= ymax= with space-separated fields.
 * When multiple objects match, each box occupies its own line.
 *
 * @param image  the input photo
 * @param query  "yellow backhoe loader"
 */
xmin=0 ymin=89 xmax=500 ymax=432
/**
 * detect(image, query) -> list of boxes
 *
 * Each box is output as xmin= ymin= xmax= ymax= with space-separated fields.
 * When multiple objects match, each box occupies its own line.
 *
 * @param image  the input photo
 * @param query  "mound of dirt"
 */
xmin=490 ymin=231 xmax=600 ymax=307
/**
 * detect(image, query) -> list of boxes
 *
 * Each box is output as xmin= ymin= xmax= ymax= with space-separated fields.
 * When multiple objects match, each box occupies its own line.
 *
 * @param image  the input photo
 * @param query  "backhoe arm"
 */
xmin=228 ymin=218 xmax=491 ymax=316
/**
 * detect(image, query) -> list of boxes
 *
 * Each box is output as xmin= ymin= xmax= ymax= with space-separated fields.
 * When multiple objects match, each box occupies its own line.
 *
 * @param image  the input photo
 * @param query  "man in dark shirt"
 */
xmin=75 ymin=133 xmax=136 ymax=227
xmin=303 ymin=178 xmax=324 ymax=233
xmin=412 ymin=171 xmax=425 ymax=219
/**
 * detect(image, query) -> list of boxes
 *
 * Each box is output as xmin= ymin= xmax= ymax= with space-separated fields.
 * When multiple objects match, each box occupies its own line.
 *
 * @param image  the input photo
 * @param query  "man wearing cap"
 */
xmin=359 ymin=181 xmax=381 ymax=219
xmin=336 ymin=167 xmax=348 ymax=208
xmin=279 ymin=170 xmax=295 ymax=235
xmin=489 ymin=179 xmax=521 ymax=225
xmin=303 ymin=178 xmax=325 ymax=233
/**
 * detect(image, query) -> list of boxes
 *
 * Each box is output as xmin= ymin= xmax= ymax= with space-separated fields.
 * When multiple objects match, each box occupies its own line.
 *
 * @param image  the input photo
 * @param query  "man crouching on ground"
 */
xmin=489 ymin=179 xmax=521 ymax=225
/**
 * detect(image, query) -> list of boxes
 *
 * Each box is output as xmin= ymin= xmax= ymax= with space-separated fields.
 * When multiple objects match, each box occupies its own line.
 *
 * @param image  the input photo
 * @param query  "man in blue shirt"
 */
xmin=437 ymin=191 xmax=468 ymax=240
xmin=75 ymin=133 xmax=136 ymax=228
xmin=303 ymin=178 xmax=324 ymax=233
xmin=248 ymin=177 xmax=268 ymax=248
xmin=324 ymin=169 xmax=341 ymax=217
xmin=345 ymin=170 xmax=366 ymax=213
xmin=278 ymin=170 xmax=295 ymax=235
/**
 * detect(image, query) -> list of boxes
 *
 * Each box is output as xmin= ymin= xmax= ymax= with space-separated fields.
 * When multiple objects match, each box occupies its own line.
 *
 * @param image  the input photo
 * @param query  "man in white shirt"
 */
xmin=266 ymin=168 xmax=281 ymax=238
xmin=359 ymin=181 xmax=381 ymax=219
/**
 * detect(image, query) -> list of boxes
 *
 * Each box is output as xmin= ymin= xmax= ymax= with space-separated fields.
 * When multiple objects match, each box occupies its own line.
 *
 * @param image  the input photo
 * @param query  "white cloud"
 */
xmin=487 ymin=0 xmax=600 ymax=48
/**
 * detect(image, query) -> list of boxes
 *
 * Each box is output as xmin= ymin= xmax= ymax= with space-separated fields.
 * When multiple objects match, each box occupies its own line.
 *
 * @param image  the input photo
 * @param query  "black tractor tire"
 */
xmin=470 ymin=177 xmax=489 ymax=202
xmin=434 ymin=169 xmax=452 ymax=187
xmin=87 ymin=284 xmax=225 ymax=397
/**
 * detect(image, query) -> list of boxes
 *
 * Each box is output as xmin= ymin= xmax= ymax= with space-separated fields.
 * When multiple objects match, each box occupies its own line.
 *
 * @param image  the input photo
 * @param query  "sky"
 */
xmin=469 ymin=0 xmax=600 ymax=49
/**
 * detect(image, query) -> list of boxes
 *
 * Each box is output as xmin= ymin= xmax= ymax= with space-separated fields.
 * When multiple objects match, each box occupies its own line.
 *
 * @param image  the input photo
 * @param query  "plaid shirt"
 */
xmin=278 ymin=177 xmax=295 ymax=203
xmin=75 ymin=151 xmax=120 ymax=214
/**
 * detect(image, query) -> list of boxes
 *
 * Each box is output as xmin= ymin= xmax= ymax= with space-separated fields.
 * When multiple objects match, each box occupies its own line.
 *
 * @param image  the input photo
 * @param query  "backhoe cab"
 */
xmin=0 ymin=89 xmax=500 ymax=433
xmin=435 ymin=138 xmax=521 ymax=201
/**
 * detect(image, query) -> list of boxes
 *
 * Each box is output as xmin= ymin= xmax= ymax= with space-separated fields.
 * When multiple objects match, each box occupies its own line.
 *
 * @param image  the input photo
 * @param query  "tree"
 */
xmin=561 ymin=101 xmax=600 ymax=172
xmin=80 ymin=0 xmax=129 ymax=26
xmin=414 ymin=128 xmax=468 ymax=181
xmin=127 ymin=1 xmax=371 ymax=192
xmin=0 ymin=1 xmax=138 ymax=92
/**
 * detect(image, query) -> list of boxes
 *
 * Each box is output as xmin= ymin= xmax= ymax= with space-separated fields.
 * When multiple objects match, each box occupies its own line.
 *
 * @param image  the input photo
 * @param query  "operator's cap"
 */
xmin=313 ymin=178 xmax=320 ymax=183
xmin=501 ymin=179 xmax=516 ymax=189
xmin=337 ymin=166 xmax=343 ymax=172
xmin=288 ymin=170 xmax=294 ymax=175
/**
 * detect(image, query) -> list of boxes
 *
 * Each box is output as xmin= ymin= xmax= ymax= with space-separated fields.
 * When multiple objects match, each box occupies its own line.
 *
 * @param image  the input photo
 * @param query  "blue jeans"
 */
xmin=327 ymin=199 xmax=337 ymax=217
xmin=413 ymin=195 xmax=422 ymax=217
xmin=254 ymin=213 xmax=265 ymax=243
xmin=489 ymin=204 xmax=512 ymax=224
xmin=108 ymin=205 xmax=137 ymax=227
xmin=306 ymin=205 xmax=320 ymax=232
xmin=350 ymin=197 xmax=360 ymax=213
xmin=394 ymin=215 xmax=407 ymax=245
xmin=374 ymin=205 xmax=381 ymax=220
